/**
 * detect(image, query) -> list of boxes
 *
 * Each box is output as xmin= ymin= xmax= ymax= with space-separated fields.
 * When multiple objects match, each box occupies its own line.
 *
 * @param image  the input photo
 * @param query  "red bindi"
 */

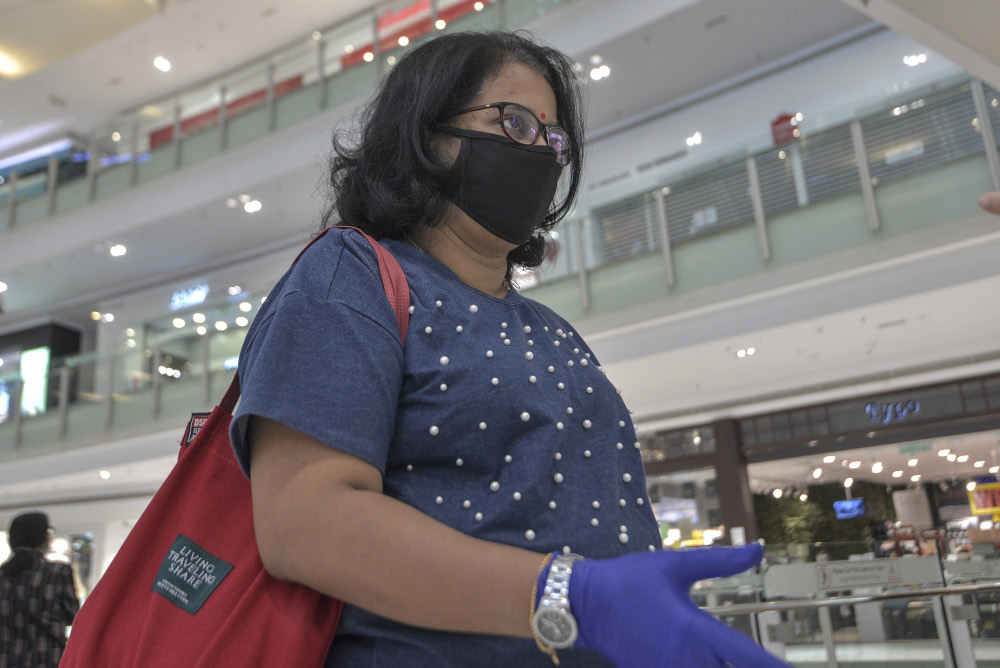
xmin=540 ymin=112 xmax=546 ymax=120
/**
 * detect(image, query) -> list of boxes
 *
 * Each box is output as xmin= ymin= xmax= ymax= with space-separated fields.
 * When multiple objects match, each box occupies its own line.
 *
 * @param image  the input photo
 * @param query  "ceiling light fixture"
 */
xmin=799 ymin=493 xmax=808 ymax=502
xmin=473 ymin=1 xmax=484 ymax=10
xmin=975 ymin=460 xmax=986 ymax=468
xmin=192 ymin=313 xmax=206 ymax=324
xmin=892 ymin=470 xmax=903 ymax=478
xmin=812 ymin=467 xmax=822 ymax=479
xmin=109 ymin=244 xmax=127 ymax=257
xmin=235 ymin=316 xmax=249 ymax=327
xmin=99 ymin=470 xmax=112 ymax=480
xmin=398 ymin=36 xmax=409 ymax=47
xmin=344 ymin=44 xmax=354 ymax=54
xmin=312 ymin=31 xmax=322 ymax=41
xmin=91 ymin=311 xmax=102 ymax=321
xmin=239 ymin=301 xmax=252 ymax=312
xmin=102 ymin=313 xmax=115 ymax=323
xmin=435 ymin=19 xmax=446 ymax=29
xmin=957 ymin=455 xmax=969 ymax=463
xmin=196 ymin=326 xmax=207 ymax=336
xmin=685 ymin=131 xmax=703 ymax=147
xmin=938 ymin=449 xmax=950 ymax=457
xmin=822 ymin=455 xmax=836 ymax=463
xmin=871 ymin=462 xmax=883 ymax=473
xmin=215 ymin=321 xmax=228 ymax=331
xmin=363 ymin=52 xmax=374 ymax=63
xmin=111 ymin=132 xmax=121 ymax=142
xmin=0 ymin=281 xmax=7 ymax=293
xmin=172 ymin=318 xmax=185 ymax=328
xmin=968 ymin=481 xmax=977 ymax=491
xmin=903 ymin=53 xmax=927 ymax=67
xmin=228 ymin=286 xmax=242 ymax=296
xmin=991 ymin=466 xmax=1000 ymax=474
xmin=947 ymin=453 xmax=957 ymax=462
xmin=589 ymin=65 xmax=611 ymax=81
xmin=0 ymin=49 xmax=19 ymax=76
xmin=908 ymin=458 xmax=918 ymax=467
xmin=243 ymin=200 xmax=262 ymax=213
xmin=772 ymin=488 xmax=782 ymax=498
xmin=911 ymin=474 xmax=922 ymax=482
xmin=844 ymin=477 xmax=853 ymax=488
xmin=153 ymin=56 xmax=172 ymax=72
xmin=849 ymin=461 xmax=861 ymax=469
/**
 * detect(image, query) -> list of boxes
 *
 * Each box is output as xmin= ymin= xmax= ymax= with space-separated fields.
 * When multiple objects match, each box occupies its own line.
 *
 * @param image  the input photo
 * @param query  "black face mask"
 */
xmin=439 ymin=127 xmax=563 ymax=245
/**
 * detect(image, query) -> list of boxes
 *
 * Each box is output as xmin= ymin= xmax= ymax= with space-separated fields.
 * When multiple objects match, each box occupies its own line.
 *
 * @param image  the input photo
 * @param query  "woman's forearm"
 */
xmin=249 ymin=417 xmax=545 ymax=637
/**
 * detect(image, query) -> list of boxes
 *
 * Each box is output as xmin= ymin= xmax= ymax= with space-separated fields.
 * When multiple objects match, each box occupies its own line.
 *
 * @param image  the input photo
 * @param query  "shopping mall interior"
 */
xmin=1 ymin=0 xmax=1000 ymax=665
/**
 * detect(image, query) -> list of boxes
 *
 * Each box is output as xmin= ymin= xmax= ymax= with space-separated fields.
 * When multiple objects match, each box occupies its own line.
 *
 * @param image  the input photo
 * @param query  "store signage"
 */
xmin=169 ymin=284 xmax=209 ymax=311
xmin=815 ymin=561 xmax=901 ymax=590
xmin=898 ymin=441 xmax=931 ymax=455
xmin=865 ymin=399 xmax=920 ymax=426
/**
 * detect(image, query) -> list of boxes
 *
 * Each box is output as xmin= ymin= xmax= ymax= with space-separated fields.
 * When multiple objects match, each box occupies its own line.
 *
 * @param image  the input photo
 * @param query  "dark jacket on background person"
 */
xmin=0 ymin=549 xmax=79 ymax=668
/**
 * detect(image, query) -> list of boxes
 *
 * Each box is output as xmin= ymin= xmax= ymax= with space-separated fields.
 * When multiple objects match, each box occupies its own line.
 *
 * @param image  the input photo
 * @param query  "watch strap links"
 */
xmin=530 ymin=552 xmax=560 ymax=665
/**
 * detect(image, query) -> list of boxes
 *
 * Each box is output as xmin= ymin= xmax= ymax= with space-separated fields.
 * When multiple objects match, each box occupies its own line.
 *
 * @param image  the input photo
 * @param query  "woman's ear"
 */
xmin=427 ymin=129 xmax=461 ymax=168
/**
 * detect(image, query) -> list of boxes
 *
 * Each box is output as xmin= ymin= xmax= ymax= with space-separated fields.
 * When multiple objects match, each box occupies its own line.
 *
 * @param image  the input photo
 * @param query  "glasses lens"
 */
xmin=501 ymin=104 xmax=539 ymax=144
xmin=546 ymin=127 xmax=571 ymax=166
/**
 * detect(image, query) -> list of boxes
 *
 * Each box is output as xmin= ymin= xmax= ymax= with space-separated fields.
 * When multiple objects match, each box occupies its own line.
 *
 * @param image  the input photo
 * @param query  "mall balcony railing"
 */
xmin=695 ymin=543 xmax=1000 ymax=667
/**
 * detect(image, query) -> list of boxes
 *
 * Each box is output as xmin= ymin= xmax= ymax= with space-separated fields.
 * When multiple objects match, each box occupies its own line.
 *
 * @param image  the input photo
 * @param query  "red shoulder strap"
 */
xmin=221 ymin=227 xmax=410 ymax=413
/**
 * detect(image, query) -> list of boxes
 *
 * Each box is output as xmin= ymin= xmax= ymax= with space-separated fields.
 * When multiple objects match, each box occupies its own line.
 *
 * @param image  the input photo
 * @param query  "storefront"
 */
xmin=638 ymin=372 xmax=1000 ymax=553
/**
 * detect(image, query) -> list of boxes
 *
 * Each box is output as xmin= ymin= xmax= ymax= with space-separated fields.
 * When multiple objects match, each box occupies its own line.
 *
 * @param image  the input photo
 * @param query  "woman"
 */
xmin=230 ymin=31 xmax=788 ymax=667
xmin=0 ymin=512 xmax=79 ymax=668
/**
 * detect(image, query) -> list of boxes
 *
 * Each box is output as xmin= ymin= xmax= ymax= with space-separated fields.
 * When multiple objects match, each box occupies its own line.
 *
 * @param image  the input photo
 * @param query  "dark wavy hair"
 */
xmin=321 ymin=30 xmax=585 ymax=279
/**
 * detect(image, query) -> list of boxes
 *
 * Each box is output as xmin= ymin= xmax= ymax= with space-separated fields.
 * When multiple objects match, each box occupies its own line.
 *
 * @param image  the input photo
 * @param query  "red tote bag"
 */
xmin=61 ymin=228 xmax=410 ymax=668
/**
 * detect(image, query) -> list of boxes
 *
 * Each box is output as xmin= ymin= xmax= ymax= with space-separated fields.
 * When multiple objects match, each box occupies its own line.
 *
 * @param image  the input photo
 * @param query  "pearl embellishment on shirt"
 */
xmin=435 ymin=300 xmax=442 ymax=307
xmin=490 ymin=481 xmax=500 ymax=492
xmin=429 ymin=425 xmax=439 ymax=436
xmin=440 ymin=384 xmax=447 ymax=391
xmin=556 ymin=422 xmax=564 ymax=430
xmin=463 ymin=500 xmax=471 ymax=508
xmin=475 ymin=512 xmax=483 ymax=521
xmin=479 ymin=422 xmax=487 ymax=430
xmin=525 ymin=351 xmax=534 ymax=360
xmin=554 ymin=473 xmax=564 ymax=483
xmin=592 ymin=501 xmax=600 ymax=509
xmin=525 ymin=530 xmax=536 ymax=540
xmin=491 ymin=377 xmax=499 ymax=386
xmin=456 ymin=325 xmax=463 ymax=333
xmin=436 ymin=496 xmax=443 ymax=504
xmin=622 ymin=473 xmax=632 ymax=482
xmin=583 ymin=420 xmax=592 ymax=429
xmin=456 ymin=458 xmax=463 ymax=466
xmin=513 ymin=492 xmax=522 ymax=500
xmin=520 ymin=412 xmax=530 ymax=422
xmin=408 ymin=306 xmax=415 ymax=314
xmin=440 ymin=356 xmax=449 ymax=365
xmin=504 ymin=454 xmax=512 ymax=463
xmin=469 ymin=305 xmax=478 ymax=313
xmin=619 ymin=533 xmax=629 ymax=544
xmin=425 ymin=326 xmax=432 ymax=334
xmin=584 ymin=450 xmax=591 ymax=457
xmin=549 ymin=501 xmax=557 ymax=510
xmin=486 ymin=350 xmax=493 ymax=358
xmin=591 ymin=518 xmax=599 ymax=527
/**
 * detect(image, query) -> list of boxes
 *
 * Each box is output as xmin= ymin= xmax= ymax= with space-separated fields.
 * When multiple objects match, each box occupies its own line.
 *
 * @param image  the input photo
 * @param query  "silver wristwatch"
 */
xmin=532 ymin=553 xmax=584 ymax=649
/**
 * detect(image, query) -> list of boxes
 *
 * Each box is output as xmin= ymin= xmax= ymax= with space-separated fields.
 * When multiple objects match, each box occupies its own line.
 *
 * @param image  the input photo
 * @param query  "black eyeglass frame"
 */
xmin=453 ymin=101 xmax=571 ymax=165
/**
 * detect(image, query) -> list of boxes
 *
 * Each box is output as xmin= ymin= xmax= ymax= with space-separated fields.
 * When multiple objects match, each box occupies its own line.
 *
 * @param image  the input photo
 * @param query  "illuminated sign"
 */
xmin=170 ymin=284 xmax=209 ymax=311
xmin=865 ymin=399 xmax=920 ymax=426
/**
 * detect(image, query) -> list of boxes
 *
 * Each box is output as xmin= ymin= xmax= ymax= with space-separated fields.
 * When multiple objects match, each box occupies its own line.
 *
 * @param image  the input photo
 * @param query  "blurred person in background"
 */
xmin=0 ymin=512 xmax=79 ymax=668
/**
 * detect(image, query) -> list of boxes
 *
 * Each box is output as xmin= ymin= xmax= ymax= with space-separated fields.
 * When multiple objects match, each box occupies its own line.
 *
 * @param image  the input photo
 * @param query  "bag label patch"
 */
xmin=152 ymin=534 xmax=234 ymax=614
xmin=183 ymin=412 xmax=212 ymax=448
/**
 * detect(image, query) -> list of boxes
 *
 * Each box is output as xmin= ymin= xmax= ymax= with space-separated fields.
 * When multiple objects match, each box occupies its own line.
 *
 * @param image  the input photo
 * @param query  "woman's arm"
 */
xmin=247 ymin=415 xmax=542 ymax=637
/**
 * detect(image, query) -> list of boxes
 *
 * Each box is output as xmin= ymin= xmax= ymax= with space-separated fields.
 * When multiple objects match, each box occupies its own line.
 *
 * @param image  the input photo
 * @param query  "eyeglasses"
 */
xmin=454 ymin=101 xmax=572 ymax=166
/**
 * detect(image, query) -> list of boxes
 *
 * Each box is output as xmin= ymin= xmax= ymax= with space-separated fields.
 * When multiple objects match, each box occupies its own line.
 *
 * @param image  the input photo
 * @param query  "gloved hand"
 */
xmin=568 ymin=543 xmax=791 ymax=668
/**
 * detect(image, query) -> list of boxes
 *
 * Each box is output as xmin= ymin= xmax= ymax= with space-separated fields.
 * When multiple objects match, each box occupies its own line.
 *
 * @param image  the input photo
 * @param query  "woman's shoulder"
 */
xmin=284 ymin=227 xmax=386 ymax=300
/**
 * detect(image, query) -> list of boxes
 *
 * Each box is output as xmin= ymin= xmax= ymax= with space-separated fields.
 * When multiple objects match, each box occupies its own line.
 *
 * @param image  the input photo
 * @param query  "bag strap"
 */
xmin=219 ymin=227 xmax=410 ymax=414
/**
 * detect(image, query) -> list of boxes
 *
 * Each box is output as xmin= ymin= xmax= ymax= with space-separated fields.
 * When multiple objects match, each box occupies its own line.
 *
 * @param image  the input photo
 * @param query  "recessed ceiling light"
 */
xmin=473 ymin=1 xmax=484 ymax=10
xmin=908 ymin=458 xmax=918 ymax=466
xmin=109 ymin=244 xmax=127 ymax=257
xmin=0 ymin=281 xmax=7 ymax=293
xmin=772 ymin=488 xmax=782 ymax=498
xmin=91 ymin=311 xmax=102 ymax=321
xmin=172 ymin=318 xmax=185 ymax=328
xmin=344 ymin=44 xmax=354 ymax=54
xmin=99 ymin=470 xmax=112 ymax=480
xmin=239 ymin=302 xmax=252 ymax=312
xmin=153 ymin=56 xmax=172 ymax=72
xmin=0 ymin=49 xmax=20 ymax=77
xmin=228 ymin=286 xmax=242 ymax=296
xmin=975 ymin=461 xmax=986 ymax=467
xmin=243 ymin=200 xmax=262 ymax=213
xmin=196 ymin=326 xmax=207 ymax=336
xmin=903 ymin=53 xmax=927 ymax=67
xmin=849 ymin=461 xmax=861 ymax=469
xmin=192 ymin=313 xmax=206 ymax=324
xmin=892 ymin=470 xmax=903 ymax=478
xmin=111 ymin=132 xmax=121 ymax=142
xmin=938 ymin=449 xmax=950 ymax=457
xmin=235 ymin=316 xmax=249 ymax=327
xmin=398 ymin=36 xmax=409 ymax=47
xmin=822 ymin=455 xmax=836 ymax=463
xmin=967 ymin=481 xmax=977 ymax=491
xmin=812 ymin=467 xmax=822 ymax=479
xmin=911 ymin=474 xmax=921 ymax=481
xmin=312 ymin=31 xmax=322 ymax=41
xmin=435 ymin=19 xmax=446 ymax=29
xmin=957 ymin=455 xmax=969 ymax=463
xmin=871 ymin=462 xmax=883 ymax=473
xmin=363 ymin=52 xmax=374 ymax=63
xmin=844 ymin=477 xmax=853 ymax=487
xmin=991 ymin=466 xmax=999 ymax=474
xmin=102 ymin=313 xmax=115 ymax=323
xmin=947 ymin=454 xmax=957 ymax=462
xmin=215 ymin=321 xmax=228 ymax=331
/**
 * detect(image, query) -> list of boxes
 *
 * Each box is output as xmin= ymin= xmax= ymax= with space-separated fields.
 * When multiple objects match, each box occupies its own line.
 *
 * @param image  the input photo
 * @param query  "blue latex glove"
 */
xmin=568 ymin=543 xmax=791 ymax=668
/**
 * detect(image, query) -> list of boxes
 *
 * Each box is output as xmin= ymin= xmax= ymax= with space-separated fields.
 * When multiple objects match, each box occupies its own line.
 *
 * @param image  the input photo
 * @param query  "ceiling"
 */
xmin=1 ymin=0 xmax=1000 ymax=512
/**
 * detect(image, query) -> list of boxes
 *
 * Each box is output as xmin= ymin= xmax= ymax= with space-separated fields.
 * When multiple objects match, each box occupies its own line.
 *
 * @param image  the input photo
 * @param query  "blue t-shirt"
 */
xmin=230 ymin=229 xmax=660 ymax=667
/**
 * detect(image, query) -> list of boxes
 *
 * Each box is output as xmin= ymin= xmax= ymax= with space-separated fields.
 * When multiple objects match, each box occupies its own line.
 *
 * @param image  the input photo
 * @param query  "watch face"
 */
xmin=533 ymin=607 xmax=578 ymax=649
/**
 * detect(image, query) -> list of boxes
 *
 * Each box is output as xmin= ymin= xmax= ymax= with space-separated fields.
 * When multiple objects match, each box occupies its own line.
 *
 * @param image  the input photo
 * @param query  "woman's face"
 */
xmin=435 ymin=61 xmax=558 ymax=163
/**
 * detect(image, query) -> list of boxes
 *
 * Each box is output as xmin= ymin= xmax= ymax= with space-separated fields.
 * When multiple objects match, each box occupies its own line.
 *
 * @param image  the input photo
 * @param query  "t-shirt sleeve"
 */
xmin=230 ymin=232 xmax=405 ymax=477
